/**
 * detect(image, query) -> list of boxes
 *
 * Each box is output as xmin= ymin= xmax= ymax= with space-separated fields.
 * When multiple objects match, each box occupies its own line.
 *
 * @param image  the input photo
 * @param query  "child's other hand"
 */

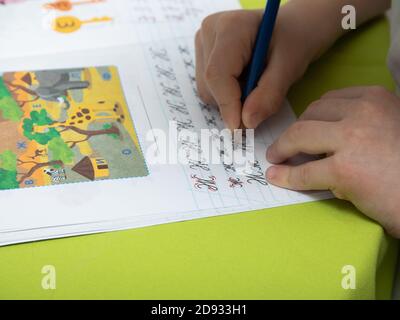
xmin=266 ymin=86 xmax=400 ymax=237
xmin=195 ymin=7 xmax=318 ymax=130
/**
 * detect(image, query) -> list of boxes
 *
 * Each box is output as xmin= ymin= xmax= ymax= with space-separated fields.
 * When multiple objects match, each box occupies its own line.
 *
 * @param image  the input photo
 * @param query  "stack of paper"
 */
xmin=0 ymin=0 xmax=331 ymax=246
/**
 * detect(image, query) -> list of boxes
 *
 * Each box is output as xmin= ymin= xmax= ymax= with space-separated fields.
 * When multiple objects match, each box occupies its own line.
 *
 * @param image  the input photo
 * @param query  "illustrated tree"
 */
xmin=17 ymin=109 xmax=121 ymax=185
xmin=23 ymin=109 xmax=121 ymax=148
xmin=0 ymin=77 xmax=23 ymax=122
xmin=22 ymin=109 xmax=60 ymax=145
xmin=48 ymin=137 xmax=75 ymax=164
xmin=103 ymin=123 xmax=120 ymax=140
xmin=1 ymin=76 xmax=39 ymax=108
xmin=17 ymin=137 xmax=74 ymax=184
xmin=16 ymin=110 xmax=72 ymax=183
xmin=0 ymin=150 xmax=19 ymax=190
xmin=61 ymin=123 xmax=121 ymax=148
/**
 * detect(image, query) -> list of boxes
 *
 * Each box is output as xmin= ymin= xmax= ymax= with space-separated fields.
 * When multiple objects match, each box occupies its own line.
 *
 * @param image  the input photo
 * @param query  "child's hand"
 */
xmin=266 ymin=86 xmax=400 ymax=237
xmin=195 ymin=7 xmax=321 ymax=129
xmin=195 ymin=1 xmax=391 ymax=130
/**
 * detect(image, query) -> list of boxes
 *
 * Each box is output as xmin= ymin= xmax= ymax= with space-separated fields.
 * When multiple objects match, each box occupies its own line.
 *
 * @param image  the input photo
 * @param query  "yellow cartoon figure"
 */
xmin=52 ymin=16 xmax=112 ymax=34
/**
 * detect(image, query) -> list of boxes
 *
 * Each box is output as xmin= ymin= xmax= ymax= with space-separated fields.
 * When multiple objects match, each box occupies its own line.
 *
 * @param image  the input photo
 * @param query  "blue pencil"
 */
xmin=242 ymin=0 xmax=281 ymax=102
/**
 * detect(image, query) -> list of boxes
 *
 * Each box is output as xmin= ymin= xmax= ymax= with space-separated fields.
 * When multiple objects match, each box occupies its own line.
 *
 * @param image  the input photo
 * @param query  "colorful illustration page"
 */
xmin=0 ymin=67 xmax=148 ymax=191
xmin=0 ymin=41 xmax=331 ymax=240
xmin=0 ymin=0 xmax=242 ymax=59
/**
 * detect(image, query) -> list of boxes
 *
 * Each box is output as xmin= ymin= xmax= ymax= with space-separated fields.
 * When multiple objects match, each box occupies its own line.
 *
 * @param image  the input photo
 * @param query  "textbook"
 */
xmin=0 ymin=0 xmax=331 ymax=246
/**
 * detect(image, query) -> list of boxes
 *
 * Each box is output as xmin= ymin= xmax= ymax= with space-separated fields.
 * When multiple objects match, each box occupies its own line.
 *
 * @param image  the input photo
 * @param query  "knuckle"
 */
xmin=217 ymin=12 xmax=237 ymax=29
xmin=201 ymin=16 xmax=211 ymax=31
xmin=217 ymin=13 xmax=234 ymax=31
xmin=201 ymin=13 xmax=218 ymax=33
xmin=216 ymin=11 xmax=254 ymax=43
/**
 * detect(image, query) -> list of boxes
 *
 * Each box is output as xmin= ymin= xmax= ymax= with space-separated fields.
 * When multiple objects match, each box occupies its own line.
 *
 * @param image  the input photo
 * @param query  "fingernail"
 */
xmin=266 ymin=166 xmax=278 ymax=181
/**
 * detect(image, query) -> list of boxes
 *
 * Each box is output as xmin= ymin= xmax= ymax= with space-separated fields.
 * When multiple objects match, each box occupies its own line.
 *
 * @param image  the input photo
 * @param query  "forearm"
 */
xmin=283 ymin=0 xmax=391 ymax=62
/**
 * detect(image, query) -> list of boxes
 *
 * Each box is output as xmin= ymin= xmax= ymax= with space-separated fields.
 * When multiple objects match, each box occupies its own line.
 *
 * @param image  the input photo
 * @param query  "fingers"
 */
xmin=267 ymin=121 xmax=341 ymax=164
xmin=299 ymin=98 xmax=353 ymax=122
xmin=195 ymin=32 xmax=216 ymax=105
xmin=198 ymin=16 xmax=218 ymax=105
xmin=300 ymin=87 xmax=389 ymax=122
xmin=204 ymin=34 xmax=244 ymax=130
xmin=195 ymin=16 xmax=247 ymax=130
xmin=321 ymin=86 xmax=375 ymax=99
xmin=242 ymin=52 xmax=288 ymax=128
xmin=195 ymin=11 xmax=264 ymax=130
xmin=266 ymin=158 xmax=335 ymax=191
xmin=200 ymin=15 xmax=217 ymax=63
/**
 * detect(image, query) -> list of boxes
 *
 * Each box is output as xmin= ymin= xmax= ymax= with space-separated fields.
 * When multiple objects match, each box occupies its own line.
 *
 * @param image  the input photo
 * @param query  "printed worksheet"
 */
xmin=0 ymin=0 xmax=242 ymax=59
xmin=0 ymin=0 xmax=333 ymax=245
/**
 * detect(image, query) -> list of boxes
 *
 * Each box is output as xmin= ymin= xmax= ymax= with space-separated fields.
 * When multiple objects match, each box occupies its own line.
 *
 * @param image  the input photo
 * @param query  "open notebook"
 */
xmin=0 ymin=0 xmax=332 ymax=246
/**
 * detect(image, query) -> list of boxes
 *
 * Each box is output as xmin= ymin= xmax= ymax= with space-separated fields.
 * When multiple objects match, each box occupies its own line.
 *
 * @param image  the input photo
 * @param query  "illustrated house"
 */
xmin=72 ymin=156 xmax=110 ymax=181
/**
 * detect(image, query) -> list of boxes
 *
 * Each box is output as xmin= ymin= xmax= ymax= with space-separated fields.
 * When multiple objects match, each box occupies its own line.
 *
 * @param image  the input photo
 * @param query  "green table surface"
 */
xmin=0 ymin=0 xmax=398 ymax=300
